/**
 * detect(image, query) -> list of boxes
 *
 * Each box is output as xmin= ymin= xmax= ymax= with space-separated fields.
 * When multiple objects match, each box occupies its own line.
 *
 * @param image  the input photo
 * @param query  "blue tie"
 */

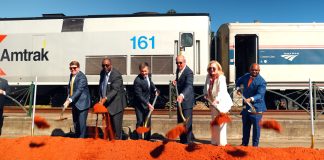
xmin=101 ymin=74 xmax=108 ymax=98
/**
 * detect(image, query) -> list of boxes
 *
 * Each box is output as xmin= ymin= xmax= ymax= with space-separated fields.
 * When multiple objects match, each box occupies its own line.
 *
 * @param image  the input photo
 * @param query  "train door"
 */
xmin=177 ymin=32 xmax=196 ymax=73
xmin=234 ymin=34 xmax=258 ymax=79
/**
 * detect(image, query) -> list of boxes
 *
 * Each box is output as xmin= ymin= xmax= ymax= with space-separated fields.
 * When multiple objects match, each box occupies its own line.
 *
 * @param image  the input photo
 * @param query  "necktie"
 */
xmin=101 ymin=74 xmax=108 ymax=97
xmin=70 ymin=76 xmax=75 ymax=96
xmin=146 ymin=76 xmax=150 ymax=89
xmin=248 ymin=77 xmax=254 ymax=87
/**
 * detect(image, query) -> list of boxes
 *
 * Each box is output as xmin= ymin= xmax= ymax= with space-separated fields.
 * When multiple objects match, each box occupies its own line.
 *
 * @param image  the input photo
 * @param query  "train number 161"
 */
xmin=130 ymin=36 xmax=155 ymax=49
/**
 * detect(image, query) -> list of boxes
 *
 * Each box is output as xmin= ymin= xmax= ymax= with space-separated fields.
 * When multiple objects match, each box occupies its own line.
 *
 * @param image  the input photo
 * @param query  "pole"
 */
xmin=31 ymin=76 xmax=38 ymax=136
xmin=309 ymin=78 xmax=315 ymax=148
xmin=169 ymin=81 xmax=172 ymax=119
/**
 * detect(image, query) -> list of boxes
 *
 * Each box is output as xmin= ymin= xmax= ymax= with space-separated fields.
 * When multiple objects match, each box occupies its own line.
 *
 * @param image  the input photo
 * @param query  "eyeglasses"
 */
xmin=250 ymin=69 xmax=260 ymax=71
xmin=208 ymin=67 xmax=216 ymax=71
xmin=175 ymin=62 xmax=183 ymax=65
xmin=102 ymin=64 xmax=110 ymax=68
xmin=69 ymin=67 xmax=77 ymax=70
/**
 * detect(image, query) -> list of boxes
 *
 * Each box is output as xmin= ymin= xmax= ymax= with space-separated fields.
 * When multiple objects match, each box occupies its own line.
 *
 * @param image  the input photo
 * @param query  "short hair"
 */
xmin=69 ymin=61 xmax=80 ymax=67
xmin=139 ymin=62 xmax=149 ymax=70
xmin=102 ymin=57 xmax=111 ymax=64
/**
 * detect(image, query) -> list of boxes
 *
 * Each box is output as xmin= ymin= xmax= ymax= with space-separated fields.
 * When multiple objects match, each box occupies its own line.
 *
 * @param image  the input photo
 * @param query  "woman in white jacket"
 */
xmin=203 ymin=60 xmax=233 ymax=146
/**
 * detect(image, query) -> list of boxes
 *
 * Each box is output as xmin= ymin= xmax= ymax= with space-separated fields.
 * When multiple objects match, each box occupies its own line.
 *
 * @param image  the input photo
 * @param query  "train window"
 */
xmin=131 ymin=56 xmax=151 ymax=74
xmin=61 ymin=19 xmax=84 ymax=32
xmin=131 ymin=55 xmax=173 ymax=74
xmin=85 ymin=56 xmax=127 ymax=75
xmin=181 ymin=33 xmax=193 ymax=47
xmin=152 ymin=56 xmax=173 ymax=74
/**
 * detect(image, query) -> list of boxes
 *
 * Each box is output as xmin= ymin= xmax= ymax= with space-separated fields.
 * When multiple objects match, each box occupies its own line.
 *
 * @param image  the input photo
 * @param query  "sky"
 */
xmin=1 ymin=0 xmax=324 ymax=32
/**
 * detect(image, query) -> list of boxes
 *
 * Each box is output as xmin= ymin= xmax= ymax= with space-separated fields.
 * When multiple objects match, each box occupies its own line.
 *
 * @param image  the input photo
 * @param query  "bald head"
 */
xmin=249 ymin=63 xmax=260 ymax=77
xmin=176 ymin=55 xmax=186 ymax=71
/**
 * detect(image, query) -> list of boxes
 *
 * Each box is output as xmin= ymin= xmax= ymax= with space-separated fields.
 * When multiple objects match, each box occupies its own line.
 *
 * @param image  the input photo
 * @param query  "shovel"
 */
xmin=205 ymin=97 xmax=231 ymax=126
xmin=55 ymin=105 xmax=68 ymax=121
xmin=175 ymin=84 xmax=190 ymax=123
xmin=136 ymin=93 xmax=158 ymax=135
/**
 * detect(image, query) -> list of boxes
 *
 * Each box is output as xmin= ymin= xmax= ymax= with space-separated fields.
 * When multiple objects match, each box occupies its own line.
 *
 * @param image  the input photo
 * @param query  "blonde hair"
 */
xmin=207 ymin=60 xmax=224 ymax=76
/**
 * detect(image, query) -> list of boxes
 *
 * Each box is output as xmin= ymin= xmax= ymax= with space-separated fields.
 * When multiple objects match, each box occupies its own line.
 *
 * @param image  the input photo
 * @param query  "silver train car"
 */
xmin=217 ymin=23 xmax=324 ymax=109
xmin=0 ymin=13 xmax=212 ymax=106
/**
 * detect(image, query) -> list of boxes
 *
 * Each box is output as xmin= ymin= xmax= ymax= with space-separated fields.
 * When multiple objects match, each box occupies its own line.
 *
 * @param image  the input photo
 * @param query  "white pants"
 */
xmin=210 ymin=106 xmax=227 ymax=146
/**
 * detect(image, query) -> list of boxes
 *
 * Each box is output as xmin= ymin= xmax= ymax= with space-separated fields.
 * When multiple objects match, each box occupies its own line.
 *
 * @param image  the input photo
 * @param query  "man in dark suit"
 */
xmin=133 ymin=62 xmax=158 ymax=140
xmin=173 ymin=55 xmax=195 ymax=144
xmin=63 ymin=61 xmax=91 ymax=138
xmin=236 ymin=63 xmax=267 ymax=147
xmin=0 ymin=72 xmax=9 ymax=136
xmin=99 ymin=58 xmax=127 ymax=140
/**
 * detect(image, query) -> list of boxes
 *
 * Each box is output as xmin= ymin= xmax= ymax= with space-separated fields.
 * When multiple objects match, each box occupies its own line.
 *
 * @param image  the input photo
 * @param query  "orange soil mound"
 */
xmin=34 ymin=115 xmax=50 ymax=129
xmin=259 ymin=120 xmax=282 ymax=133
xmin=165 ymin=124 xmax=187 ymax=139
xmin=136 ymin=127 xmax=150 ymax=134
xmin=210 ymin=113 xmax=232 ymax=126
xmin=93 ymin=103 xmax=108 ymax=113
xmin=0 ymin=136 xmax=323 ymax=160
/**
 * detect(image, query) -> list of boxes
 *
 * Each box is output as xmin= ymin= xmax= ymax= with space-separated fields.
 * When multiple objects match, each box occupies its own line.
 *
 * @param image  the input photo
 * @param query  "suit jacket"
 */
xmin=176 ymin=65 xmax=195 ymax=109
xmin=99 ymin=68 xmax=127 ymax=115
xmin=203 ymin=74 xmax=233 ymax=113
xmin=0 ymin=78 xmax=9 ymax=107
xmin=235 ymin=73 xmax=267 ymax=112
xmin=133 ymin=74 xmax=157 ymax=110
xmin=67 ymin=71 xmax=90 ymax=110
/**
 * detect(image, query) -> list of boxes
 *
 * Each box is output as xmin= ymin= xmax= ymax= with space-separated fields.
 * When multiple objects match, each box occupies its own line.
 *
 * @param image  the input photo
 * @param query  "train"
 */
xmin=1 ymin=12 xmax=324 ymax=109
xmin=0 ymin=12 xmax=211 ymax=107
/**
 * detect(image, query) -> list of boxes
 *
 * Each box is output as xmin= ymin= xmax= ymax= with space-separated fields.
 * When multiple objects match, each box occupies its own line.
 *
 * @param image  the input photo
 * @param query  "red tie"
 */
xmin=248 ymin=77 xmax=254 ymax=87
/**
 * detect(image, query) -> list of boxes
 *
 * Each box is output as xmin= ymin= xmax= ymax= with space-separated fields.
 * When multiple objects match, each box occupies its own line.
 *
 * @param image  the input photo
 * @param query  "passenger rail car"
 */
xmin=216 ymin=23 xmax=324 ymax=109
xmin=0 ymin=13 xmax=212 ymax=106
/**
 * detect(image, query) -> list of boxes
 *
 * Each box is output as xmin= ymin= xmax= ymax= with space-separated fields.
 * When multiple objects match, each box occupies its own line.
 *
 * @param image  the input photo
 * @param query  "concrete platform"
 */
xmin=1 ymin=111 xmax=324 ymax=148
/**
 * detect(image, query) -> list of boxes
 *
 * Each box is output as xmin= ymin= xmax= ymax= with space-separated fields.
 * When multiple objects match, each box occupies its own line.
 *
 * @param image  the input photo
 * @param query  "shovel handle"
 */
xmin=174 ymin=84 xmax=187 ymax=122
xmin=205 ymin=98 xmax=221 ymax=113
xmin=144 ymin=93 xmax=158 ymax=127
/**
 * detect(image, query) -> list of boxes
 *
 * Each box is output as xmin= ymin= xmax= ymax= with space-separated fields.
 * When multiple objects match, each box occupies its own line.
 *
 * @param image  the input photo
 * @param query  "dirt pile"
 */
xmin=0 ymin=136 xmax=323 ymax=160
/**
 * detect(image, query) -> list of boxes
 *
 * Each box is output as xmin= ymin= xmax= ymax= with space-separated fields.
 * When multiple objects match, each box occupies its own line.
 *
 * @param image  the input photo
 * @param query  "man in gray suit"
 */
xmin=172 ymin=55 xmax=195 ymax=144
xmin=63 ymin=61 xmax=90 ymax=138
xmin=99 ymin=58 xmax=127 ymax=140
xmin=0 ymin=72 xmax=9 ymax=136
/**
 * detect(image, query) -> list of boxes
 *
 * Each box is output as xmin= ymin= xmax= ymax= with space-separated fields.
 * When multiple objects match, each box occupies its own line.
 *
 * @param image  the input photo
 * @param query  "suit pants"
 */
xmin=177 ymin=107 xmax=193 ymax=144
xmin=0 ymin=105 xmax=3 ymax=136
xmin=135 ymin=107 xmax=151 ymax=140
xmin=72 ymin=107 xmax=89 ymax=138
xmin=110 ymin=110 xmax=124 ymax=140
xmin=241 ymin=109 xmax=262 ymax=146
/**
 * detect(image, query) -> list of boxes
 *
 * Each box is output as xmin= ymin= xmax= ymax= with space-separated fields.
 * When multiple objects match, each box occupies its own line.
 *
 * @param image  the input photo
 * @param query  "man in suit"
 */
xmin=133 ymin=62 xmax=158 ymax=140
xmin=236 ymin=63 xmax=267 ymax=147
xmin=172 ymin=55 xmax=195 ymax=144
xmin=99 ymin=58 xmax=127 ymax=140
xmin=63 ymin=61 xmax=91 ymax=138
xmin=0 ymin=72 xmax=9 ymax=136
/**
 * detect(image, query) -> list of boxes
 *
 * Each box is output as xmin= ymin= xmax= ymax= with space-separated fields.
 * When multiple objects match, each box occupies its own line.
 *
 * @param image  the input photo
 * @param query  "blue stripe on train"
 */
xmin=229 ymin=49 xmax=324 ymax=65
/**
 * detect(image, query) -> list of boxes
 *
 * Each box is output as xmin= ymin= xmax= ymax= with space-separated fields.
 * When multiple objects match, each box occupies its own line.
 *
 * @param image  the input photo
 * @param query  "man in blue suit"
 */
xmin=64 ymin=61 xmax=91 ymax=138
xmin=236 ymin=63 xmax=267 ymax=147
xmin=133 ymin=62 xmax=158 ymax=140
xmin=0 ymin=72 xmax=9 ymax=136
xmin=172 ymin=55 xmax=195 ymax=144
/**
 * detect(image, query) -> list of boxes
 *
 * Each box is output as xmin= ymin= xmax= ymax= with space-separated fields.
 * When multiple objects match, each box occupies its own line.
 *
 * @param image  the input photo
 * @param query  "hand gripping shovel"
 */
xmin=165 ymin=83 xmax=190 ymax=139
xmin=205 ymin=98 xmax=231 ymax=126
xmin=136 ymin=94 xmax=158 ymax=135
xmin=55 ymin=105 xmax=68 ymax=121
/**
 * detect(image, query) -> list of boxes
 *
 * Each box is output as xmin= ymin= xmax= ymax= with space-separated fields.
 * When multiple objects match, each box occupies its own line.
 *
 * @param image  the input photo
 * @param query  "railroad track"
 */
xmin=4 ymin=106 xmax=309 ymax=115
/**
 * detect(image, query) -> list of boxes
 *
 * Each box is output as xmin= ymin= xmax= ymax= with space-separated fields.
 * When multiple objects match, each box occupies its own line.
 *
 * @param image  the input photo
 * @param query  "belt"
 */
xmin=249 ymin=112 xmax=263 ymax=115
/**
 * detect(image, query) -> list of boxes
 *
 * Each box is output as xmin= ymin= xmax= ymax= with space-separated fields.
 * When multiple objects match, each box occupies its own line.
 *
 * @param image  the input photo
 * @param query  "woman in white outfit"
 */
xmin=203 ymin=60 xmax=233 ymax=146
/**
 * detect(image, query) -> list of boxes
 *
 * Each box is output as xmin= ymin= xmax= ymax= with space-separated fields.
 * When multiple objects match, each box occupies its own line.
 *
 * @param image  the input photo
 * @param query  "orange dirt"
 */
xmin=93 ymin=103 xmax=108 ymax=113
xmin=34 ymin=115 xmax=50 ymax=129
xmin=0 ymin=136 xmax=323 ymax=160
xmin=259 ymin=119 xmax=282 ymax=133
xmin=136 ymin=127 xmax=150 ymax=134
xmin=165 ymin=124 xmax=187 ymax=139
xmin=210 ymin=112 xmax=232 ymax=126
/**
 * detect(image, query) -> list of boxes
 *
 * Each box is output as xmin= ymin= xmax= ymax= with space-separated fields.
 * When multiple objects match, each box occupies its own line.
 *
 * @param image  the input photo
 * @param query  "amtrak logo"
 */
xmin=281 ymin=52 xmax=299 ymax=61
